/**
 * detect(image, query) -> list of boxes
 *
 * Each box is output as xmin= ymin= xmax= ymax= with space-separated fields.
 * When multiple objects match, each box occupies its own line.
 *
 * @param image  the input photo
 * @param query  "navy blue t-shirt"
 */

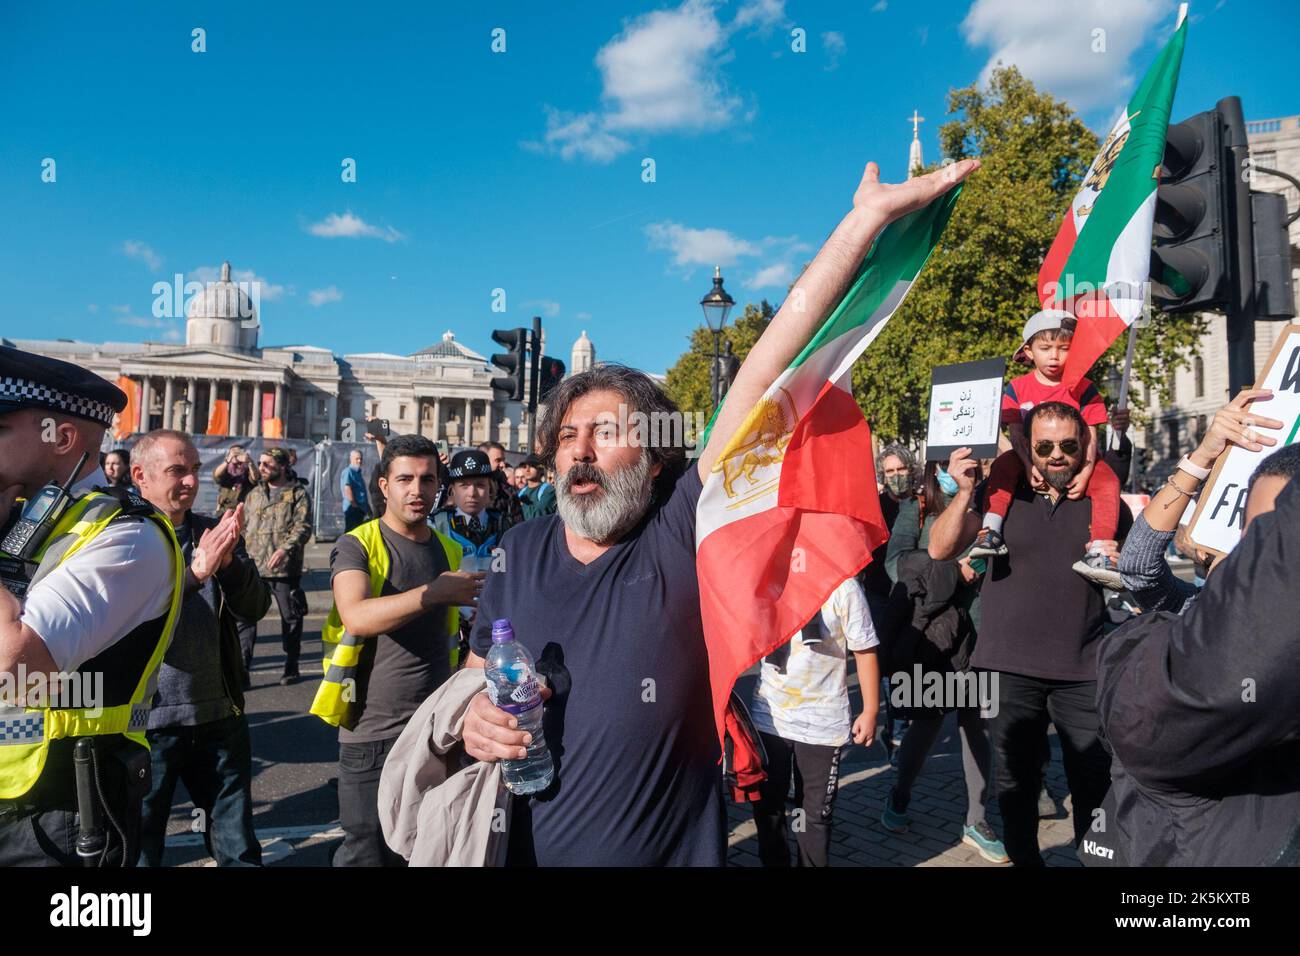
xmin=470 ymin=464 xmax=725 ymax=866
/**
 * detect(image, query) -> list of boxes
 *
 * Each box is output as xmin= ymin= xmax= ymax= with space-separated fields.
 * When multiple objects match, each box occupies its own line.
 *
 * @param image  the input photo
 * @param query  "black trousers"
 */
xmin=989 ymin=671 xmax=1112 ymax=866
xmin=0 ymin=739 xmax=148 ymax=867
xmin=236 ymin=576 xmax=304 ymax=676
xmin=333 ymin=736 xmax=405 ymax=867
xmin=751 ymin=731 xmax=842 ymax=867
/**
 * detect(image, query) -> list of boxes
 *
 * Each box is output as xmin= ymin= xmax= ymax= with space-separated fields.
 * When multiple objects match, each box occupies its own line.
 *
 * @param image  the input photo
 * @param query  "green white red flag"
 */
xmin=695 ymin=187 xmax=964 ymax=744
xmin=1039 ymin=15 xmax=1187 ymax=387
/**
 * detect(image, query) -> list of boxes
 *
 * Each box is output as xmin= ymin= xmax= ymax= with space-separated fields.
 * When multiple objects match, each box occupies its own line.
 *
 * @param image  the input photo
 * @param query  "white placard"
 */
xmin=925 ymin=357 xmax=1006 ymax=460
xmin=1189 ymin=325 xmax=1300 ymax=555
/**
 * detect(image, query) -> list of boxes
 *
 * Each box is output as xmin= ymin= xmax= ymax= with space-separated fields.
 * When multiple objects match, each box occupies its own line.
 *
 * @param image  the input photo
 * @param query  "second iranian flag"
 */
xmin=1039 ymin=16 xmax=1188 ymax=387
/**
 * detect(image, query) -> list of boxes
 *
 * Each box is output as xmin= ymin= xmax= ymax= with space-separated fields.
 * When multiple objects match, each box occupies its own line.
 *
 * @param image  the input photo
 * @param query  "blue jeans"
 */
xmin=138 ymin=714 xmax=261 ymax=866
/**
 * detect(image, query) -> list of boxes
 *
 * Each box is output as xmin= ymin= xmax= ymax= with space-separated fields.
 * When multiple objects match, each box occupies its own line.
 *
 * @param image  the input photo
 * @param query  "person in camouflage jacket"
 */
xmin=238 ymin=447 xmax=313 ymax=684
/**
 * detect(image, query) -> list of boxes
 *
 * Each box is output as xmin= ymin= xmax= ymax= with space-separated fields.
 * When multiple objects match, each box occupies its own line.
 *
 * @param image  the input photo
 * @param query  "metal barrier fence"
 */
xmin=109 ymin=437 xmax=528 ymax=542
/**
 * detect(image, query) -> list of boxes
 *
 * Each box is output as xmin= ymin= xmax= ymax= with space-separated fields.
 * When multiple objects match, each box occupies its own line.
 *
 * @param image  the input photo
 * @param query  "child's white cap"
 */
xmin=1013 ymin=309 xmax=1077 ymax=364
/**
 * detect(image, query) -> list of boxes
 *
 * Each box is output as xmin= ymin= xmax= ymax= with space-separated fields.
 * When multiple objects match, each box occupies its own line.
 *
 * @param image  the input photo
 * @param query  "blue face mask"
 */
xmin=936 ymin=467 xmax=959 ymax=497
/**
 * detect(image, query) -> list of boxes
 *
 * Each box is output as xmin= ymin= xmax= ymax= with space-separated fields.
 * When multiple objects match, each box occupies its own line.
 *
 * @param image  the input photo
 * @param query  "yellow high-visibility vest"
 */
xmin=310 ymin=519 xmax=461 ymax=728
xmin=0 ymin=492 xmax=183 ymax=800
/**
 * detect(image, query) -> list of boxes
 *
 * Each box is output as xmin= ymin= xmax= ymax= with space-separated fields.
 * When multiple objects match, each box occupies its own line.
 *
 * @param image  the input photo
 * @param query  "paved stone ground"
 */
xmin=725 ymin=673 xmax=1083 ymax=868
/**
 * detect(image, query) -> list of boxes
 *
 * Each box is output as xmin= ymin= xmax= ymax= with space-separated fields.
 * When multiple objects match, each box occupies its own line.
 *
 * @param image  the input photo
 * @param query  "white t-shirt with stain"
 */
xmin=749 ymin=576 xmax=879 ymax=748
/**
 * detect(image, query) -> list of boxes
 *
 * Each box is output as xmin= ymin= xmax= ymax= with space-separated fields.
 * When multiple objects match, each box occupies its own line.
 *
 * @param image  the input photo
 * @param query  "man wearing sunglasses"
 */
xmin=927 ymin=400 xmax=1132 ymax=866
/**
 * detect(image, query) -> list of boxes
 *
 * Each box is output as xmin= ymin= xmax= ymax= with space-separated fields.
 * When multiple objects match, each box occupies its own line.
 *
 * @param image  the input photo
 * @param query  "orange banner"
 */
xmin=207 ymin=399 xmax=230 ymax=436
xmin=113 ymin=376 xmax=138 ymax=440
xmin=262 ymin=417 xmax=283 ymax=439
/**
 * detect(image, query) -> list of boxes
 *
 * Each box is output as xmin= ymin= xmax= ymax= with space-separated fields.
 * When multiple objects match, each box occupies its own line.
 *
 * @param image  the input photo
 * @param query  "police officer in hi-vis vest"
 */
xmin=0 ymin=346 xmax=183 ymax=866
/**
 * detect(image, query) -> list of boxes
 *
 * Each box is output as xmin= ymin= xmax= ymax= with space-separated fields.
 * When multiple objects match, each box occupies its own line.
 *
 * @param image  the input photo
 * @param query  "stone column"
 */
xmin=327 ymin=393 xmax=338 ymax=441
xmin=138 ymin=378 xmax=152 ymax=432
xmin=274 ymin=382 xmax=286 ymax=420
xmin=432 ymin=397 xmax=441 ymax=441
xmin=186 ymin=377 xmax=197 ymax=432
xmin=162 ymin=378 xmax=176 ymax=429
xmin=484 ymin=401 xmax=494 ymax=446
xmin=463 ymin=398 xmax=473 ymax=444
xmin=229 ymin=380 xmax=242 ymax=438
xmin=251 ymin=382 xmax=263 ymax=438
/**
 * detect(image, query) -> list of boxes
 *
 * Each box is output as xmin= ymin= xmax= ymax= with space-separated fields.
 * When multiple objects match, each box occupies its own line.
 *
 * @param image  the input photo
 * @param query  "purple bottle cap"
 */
xmin=491 ymin=619 xmax=514 ymax=644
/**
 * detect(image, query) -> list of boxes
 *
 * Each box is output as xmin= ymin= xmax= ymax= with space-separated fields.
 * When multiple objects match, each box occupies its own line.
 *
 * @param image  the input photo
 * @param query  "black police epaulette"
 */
xmin=93 ymin=485 xmax=158 ymax=518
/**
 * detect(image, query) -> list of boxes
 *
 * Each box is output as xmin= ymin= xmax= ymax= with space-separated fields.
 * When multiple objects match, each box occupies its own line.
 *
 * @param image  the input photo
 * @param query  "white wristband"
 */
xmin=1176 ymin=455 xmax=1211 ymax=481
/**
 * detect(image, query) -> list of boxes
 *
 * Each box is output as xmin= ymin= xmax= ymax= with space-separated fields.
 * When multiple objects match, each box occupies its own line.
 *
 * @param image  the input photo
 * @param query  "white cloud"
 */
xmin=522 ymin=299 xmax=561 ymax=318
xmin=122 ymin=240 xmax=162 ymax=271
xmin=86 ymin=304 xmax=99 ymax=314
xmin=529 ymin=0 xmax=760 ymax=163
xmin=962 ymin=0 xmax=1166 ymax=113
xmin=307 ymin=210 xmax=405 ymax=242
xmin=111 ymin=304 xmax=130 ymax=314
xmin=645 ymin=222 xmax=808 ymax=286
xmin=526 ymin=108 xmax=630 ymax=162
xmin=872 ymin=0 xmax=887 ymax=11
xmin=189 ymin=265 xmax=289 ymax=302
xmin=822 ymin=31 xmax=846 ymax=70
xmin=645 ymin=221 xmax=761 ymax=268
xmin=599 ymin=1 xmax=740 ymax=134
xmin=918 ymin=25 xmax=929 ymax=46
xmin=734 ymin=0 xmax=785 ymax=30
xmin=749 ymin=262 xmax=794 ymax=288
xmin=308 ymin=285 xmax=343 ymax=307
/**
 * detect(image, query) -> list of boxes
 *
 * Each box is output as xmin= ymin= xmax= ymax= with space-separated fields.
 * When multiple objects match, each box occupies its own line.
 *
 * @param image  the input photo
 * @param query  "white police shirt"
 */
xmin=18 ymin=470 xmax=174 ymax=672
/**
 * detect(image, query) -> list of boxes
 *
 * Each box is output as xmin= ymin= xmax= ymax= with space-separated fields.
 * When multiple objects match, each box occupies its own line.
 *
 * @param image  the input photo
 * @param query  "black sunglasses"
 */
xmin=1033 ymin=439 xmax=1080 ymax=458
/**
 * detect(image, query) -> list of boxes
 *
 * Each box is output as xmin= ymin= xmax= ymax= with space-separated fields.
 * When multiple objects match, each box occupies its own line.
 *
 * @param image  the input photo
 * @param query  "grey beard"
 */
xmin=556 ymin=453 xmax=654 ymax=544
xmin=1043 ymin=463 xmax=1076 ymax=493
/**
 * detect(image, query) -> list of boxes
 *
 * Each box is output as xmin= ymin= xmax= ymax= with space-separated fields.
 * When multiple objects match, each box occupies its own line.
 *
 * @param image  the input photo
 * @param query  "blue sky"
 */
xmin=2 ymin=0 xmax=1295 ymax=374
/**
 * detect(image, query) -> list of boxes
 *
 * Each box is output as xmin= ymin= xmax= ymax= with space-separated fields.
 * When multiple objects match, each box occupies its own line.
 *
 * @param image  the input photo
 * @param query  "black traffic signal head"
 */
xmin=490 ymin=327 xmax=529 ymax=401
xmin=1150 ymin=105 xmax=1238 ymax=313
xmin=1250 ymin=189 xmax=1297 ymax=320
xmin=536 ymin=357 xmax=566 ymax=404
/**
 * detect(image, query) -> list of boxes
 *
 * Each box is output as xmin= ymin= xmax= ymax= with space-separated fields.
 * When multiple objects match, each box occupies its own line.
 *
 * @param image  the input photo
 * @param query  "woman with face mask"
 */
xmin=876 ymin=459 xmax=1008 ymax=863
xmin=861 ymin=444 xmax=920 ymax=760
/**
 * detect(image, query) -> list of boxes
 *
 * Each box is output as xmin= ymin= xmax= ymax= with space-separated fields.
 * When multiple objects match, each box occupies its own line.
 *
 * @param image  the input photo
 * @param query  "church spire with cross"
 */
xmin=907 ymin=110 xmax=925 ymax=179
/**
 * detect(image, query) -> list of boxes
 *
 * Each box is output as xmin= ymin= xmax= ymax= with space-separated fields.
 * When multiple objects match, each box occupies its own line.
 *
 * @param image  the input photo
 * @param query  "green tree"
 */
xmin=853 ymin=65 xmax=1205 ymax=445
xmin=663 ymin=299 xmax=776 ymax=422
xmin=662 ymin=66 xmax=1205 ymax=452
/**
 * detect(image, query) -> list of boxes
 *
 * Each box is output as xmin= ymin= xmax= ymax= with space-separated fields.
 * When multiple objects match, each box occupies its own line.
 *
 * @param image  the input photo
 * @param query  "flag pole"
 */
xmin=1109 ymin=321 xmax=1139 ymax=452
xmin=1109 ymin=1 xmax=1186 ymax=452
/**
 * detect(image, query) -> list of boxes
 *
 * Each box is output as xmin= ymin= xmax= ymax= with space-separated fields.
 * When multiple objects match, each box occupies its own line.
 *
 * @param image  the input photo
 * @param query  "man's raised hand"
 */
xmin=945 ymin=447 xmax=980 ymax=494
xmin=853 ymin=159 xmax=980 ymax=226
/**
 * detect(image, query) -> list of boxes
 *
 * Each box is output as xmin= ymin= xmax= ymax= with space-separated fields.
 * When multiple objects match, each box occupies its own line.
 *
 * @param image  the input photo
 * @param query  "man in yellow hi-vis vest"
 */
xmin=319 ymin=434 xmax=483 ymax=866
xmin=0 ymin=346 xmax=183 ymax=867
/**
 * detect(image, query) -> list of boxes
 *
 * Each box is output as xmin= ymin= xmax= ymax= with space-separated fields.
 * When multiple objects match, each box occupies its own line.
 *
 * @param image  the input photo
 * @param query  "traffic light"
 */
xmin=1251 ymin=190 xmax=1297 ymax=320
xmin=490 ymin=327 xmax=529 ymax=401
xmin=1149 ymin=100 xmax=1244 ymax=313
xmin=536 ymin=357 xmax=566 ymax=404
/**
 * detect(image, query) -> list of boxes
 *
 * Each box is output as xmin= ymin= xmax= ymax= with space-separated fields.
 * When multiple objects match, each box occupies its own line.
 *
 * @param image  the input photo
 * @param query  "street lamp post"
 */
xmin=699 ymin=265 xmax=735 ymax=412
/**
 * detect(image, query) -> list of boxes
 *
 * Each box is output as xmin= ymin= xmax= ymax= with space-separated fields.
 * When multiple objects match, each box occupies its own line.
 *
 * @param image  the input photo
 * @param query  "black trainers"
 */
xmin=968 ymin=527 xmax=1008 ymax=558
xmin=279 ymin=671 xmax=299 ymax=686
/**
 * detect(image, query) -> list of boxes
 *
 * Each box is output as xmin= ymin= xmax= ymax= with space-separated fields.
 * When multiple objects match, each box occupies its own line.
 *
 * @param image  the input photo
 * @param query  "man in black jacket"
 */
xmin=131 ymin=430 xmax=272 ymax=866
xmin=1094 ymin=417 xmax=1299 ymax=865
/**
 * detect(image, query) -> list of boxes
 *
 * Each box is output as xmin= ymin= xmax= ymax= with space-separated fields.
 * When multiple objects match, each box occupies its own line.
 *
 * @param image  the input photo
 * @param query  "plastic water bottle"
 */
xmin=483 ymin=618 xmax=554 ymax=795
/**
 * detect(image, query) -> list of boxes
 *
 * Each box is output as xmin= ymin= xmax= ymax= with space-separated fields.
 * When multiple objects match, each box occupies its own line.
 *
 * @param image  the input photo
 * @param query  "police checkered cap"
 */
xmin=0 ymin=346 xmax=126 ymax=428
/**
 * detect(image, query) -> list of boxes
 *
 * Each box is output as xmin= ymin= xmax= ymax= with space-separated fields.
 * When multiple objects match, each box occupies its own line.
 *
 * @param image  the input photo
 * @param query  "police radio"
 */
xmin=0 ymin=451 xmax=90 ymax=561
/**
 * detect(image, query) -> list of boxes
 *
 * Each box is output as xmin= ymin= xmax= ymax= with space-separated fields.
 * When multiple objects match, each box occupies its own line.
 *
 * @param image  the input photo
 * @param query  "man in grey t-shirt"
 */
xmin=329 ymin=434 xmax=484 ymax=866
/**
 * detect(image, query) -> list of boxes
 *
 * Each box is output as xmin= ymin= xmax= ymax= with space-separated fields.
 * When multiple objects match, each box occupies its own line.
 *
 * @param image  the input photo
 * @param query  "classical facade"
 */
xmin=6 ymin=261 xmax=596 ymax=452
xmin=1133 ymin=114 xmax=1300 ymax=487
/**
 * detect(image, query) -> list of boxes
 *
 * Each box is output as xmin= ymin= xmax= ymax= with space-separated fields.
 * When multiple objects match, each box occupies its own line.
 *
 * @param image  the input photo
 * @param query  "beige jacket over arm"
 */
xmin=378 ymin=668 xmax=510 ymax=867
